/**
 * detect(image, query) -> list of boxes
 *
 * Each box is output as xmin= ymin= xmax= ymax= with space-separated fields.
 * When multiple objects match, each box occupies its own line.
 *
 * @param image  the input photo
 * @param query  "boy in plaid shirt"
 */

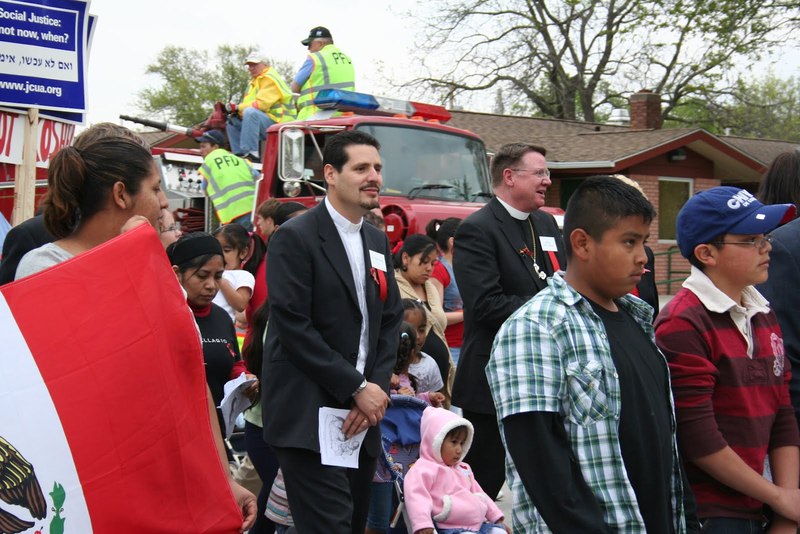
xmin=488 ymin=176 xmax=695 ymax=533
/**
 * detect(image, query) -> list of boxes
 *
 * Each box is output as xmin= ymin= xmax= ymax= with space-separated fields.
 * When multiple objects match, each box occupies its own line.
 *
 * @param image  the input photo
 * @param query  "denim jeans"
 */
xmin=450 ymin=346 xmax=461 ymax=367
xmin=700 ymin=517 xmax=764 ymax=534
xmin=366 ymin=481 xmax=394 ymax=530
xmin=227 ymin=107 xmax=274 ymax=155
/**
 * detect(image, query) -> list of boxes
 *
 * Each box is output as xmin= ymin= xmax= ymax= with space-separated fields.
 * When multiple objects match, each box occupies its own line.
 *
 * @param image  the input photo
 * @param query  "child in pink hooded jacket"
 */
xmin=404 ymin=407 xmax=510 ymax=534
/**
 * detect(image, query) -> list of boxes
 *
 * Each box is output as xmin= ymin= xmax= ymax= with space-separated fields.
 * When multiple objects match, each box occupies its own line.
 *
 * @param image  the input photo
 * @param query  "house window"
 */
xmin=659 ymin=178 xmax=693 ymax=241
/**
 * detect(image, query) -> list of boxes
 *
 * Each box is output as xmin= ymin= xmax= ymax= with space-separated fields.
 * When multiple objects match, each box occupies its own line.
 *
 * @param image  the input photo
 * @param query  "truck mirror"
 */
xmin=280 ymin=128 xmax=305 ymax=182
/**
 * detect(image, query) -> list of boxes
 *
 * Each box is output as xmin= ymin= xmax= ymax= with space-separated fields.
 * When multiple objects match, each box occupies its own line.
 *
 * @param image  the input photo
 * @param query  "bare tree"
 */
xmin=407 ymin=0 xmax=797 ymax=121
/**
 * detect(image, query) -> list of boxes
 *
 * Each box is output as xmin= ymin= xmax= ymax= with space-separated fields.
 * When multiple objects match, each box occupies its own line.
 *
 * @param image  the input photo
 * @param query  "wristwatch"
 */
xmin=352 ymin=379 xmax=367 ymax=397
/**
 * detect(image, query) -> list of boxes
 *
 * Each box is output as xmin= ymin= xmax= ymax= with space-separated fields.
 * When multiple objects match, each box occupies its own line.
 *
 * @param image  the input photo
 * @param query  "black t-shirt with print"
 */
xmin=589 ymin=299 xmax=674 ymax=534
xmin=194 ymin=303 xmax=241 ymax=409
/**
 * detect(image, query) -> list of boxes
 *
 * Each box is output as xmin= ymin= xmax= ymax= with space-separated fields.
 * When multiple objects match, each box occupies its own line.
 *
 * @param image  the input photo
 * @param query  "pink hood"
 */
xmin=419 ymin=407 xmax=474 ymax=464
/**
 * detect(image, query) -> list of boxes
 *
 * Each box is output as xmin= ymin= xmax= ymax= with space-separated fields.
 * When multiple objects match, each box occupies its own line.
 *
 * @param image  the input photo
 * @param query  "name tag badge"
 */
xmin=369 ymin=250 xmax=387 ymax=272
xmin=539 ymin=236 xmax=558 ymax=252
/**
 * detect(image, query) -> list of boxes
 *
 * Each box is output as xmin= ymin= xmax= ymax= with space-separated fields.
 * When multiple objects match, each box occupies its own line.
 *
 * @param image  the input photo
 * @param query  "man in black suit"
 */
xmin=0 ymin=214 xmax=53 ymax=284
xmin=452 ymin=142 xmax=566 ymax=499
xmin=261 ymin=130 xmax=402 ymax=533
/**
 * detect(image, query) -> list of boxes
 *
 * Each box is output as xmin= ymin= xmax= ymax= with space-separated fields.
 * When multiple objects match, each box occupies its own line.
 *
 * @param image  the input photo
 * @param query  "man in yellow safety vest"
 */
xmin=226 ymin=52 xmax=296 ymax=163
xmin=196 ymin=129 xmax=259 ymax=228
xmin=291 ymin=26 xmax=355 ymax=121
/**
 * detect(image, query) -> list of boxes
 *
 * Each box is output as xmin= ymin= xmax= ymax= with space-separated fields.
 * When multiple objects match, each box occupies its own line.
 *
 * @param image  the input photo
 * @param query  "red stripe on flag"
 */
xmin=2 ymin=225 xmax=242 ymax=533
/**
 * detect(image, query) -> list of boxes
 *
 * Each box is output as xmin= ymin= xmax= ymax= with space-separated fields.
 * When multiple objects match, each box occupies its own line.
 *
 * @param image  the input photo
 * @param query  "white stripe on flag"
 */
xmin=0 ymin=292 xmax=93 ymax=533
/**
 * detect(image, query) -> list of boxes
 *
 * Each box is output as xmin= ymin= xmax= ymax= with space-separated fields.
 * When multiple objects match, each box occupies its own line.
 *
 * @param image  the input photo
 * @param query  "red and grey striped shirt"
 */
xmin=655 ymin=268 xmax=799 ymax=520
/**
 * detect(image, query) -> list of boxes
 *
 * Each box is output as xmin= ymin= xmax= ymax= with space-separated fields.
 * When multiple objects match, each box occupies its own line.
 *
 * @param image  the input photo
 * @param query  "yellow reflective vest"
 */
xmin=199 ymin=148 xmax=257 ymax=223
xmin=239 ymin=66 xmax=297 ymax=123
xmin=296 ymin=45 xmax=355 ymax=120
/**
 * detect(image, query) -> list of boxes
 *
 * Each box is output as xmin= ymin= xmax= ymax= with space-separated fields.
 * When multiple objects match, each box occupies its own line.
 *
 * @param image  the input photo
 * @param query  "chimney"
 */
xmin=629 ymin=89 xmax=662 ymax=130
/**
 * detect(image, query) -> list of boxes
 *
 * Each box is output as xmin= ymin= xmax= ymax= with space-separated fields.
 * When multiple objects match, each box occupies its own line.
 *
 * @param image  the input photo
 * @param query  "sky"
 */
xmin=85 ymin=0 xmax=425 ymax=126
xmin=84 ymin=1 xmax=799 ymax=127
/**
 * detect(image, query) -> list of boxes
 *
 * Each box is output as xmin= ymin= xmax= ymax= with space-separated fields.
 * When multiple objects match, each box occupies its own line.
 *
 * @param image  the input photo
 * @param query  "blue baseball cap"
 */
xmin=194 ymin=129 xmax=226 ymax=146
xmin=676 ymin=186 xmax=795 ymax=259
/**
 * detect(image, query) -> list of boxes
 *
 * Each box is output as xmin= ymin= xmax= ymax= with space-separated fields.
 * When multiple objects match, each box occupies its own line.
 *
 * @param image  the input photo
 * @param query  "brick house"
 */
xmin=448 ymin=90 xmax=800 ymax=293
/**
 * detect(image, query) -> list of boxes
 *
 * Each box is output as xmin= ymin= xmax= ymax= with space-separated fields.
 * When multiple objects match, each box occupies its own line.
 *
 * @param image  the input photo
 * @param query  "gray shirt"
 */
xmin=15 ymin=243 xmax=74 ymax=280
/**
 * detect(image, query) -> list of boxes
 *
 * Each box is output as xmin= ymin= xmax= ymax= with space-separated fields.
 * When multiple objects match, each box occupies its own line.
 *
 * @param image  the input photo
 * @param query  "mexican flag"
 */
xmin=0 ymin=225 xmax=243 ymax=533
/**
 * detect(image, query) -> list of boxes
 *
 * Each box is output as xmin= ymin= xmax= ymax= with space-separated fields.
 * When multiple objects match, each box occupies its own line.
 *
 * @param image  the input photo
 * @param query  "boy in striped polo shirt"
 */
xmin=656 ymin=186 xmax=800 ymax=533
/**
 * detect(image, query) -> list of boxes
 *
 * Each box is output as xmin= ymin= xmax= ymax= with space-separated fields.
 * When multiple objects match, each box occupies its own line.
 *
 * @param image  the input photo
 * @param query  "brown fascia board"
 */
xmin=546 ymin=129 xmax=765 ymax=175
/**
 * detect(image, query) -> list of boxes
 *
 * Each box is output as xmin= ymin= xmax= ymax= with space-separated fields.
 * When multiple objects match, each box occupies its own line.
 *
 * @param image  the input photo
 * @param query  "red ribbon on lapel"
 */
xmin=547 ymin=250 xmax=561 ymax=272
xmin=370 ymin=267 xmax=387 ymax=302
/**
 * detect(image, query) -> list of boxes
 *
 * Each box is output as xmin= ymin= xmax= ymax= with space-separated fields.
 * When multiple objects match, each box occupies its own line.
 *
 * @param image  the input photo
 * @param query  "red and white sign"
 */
xmin=0 ymin=109 xmax=76 ymax=169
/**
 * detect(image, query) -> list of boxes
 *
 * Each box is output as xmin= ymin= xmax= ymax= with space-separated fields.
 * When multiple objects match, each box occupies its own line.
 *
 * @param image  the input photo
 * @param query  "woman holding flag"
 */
xmin=13 ymin=124 xmax=256 ymax=531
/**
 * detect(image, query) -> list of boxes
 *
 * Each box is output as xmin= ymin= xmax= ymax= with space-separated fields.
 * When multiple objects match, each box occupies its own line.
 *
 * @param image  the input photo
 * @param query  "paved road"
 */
xmin=496 ymin=481 xmax=512 ymax=523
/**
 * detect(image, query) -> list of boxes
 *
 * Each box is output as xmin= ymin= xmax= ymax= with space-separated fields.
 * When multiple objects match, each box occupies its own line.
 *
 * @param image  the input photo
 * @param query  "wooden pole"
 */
xmin=12 ymin=108 xmax=39 ymax=226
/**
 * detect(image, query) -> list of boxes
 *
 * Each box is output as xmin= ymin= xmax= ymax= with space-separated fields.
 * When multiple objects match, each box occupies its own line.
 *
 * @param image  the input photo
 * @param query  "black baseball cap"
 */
xmin=301 ymin=26 xmax=332 ymax=46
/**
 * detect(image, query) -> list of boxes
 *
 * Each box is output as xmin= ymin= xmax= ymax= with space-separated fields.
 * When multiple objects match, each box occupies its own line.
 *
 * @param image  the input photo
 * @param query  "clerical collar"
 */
xmin=496 ymin=196 xmax=530 ymax=221
xmin=325 ymin=197 xmax=363 ymax=234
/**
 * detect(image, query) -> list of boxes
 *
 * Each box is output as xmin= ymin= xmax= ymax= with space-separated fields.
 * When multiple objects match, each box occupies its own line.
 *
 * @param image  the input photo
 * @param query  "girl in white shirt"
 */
xmin=212 ymin=224 xmax=255 ymax=324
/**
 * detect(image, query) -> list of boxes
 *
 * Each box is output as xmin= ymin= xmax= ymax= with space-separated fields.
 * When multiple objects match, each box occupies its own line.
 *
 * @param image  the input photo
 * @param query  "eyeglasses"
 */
xmin=160 ymin=222 xmax=181 ymax=234
xmin=709 ymin=234 xmax=774 ymax=251
xmin=510 ymin=168 xmax=550 ymax=179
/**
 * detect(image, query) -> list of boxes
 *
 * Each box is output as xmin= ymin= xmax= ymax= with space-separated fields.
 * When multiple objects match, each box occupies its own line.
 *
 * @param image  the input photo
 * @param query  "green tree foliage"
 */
xmin=407 ymin=0 xmax=798 ymax=122
xmin=667 ymin=73 xmax=800 ymax=142
xmin=137 ymin=44 xmax=295 ymax=126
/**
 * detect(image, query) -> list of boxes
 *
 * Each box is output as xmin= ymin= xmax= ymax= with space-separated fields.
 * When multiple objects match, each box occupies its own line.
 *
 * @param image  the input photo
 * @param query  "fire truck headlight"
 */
xmin=283 ymin=181 xmax=302 ymax=198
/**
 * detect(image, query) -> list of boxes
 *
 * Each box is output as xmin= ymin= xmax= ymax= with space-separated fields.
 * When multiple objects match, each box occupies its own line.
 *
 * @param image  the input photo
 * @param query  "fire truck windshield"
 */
xmin=357 ymin=124 xmax=491 ymax=202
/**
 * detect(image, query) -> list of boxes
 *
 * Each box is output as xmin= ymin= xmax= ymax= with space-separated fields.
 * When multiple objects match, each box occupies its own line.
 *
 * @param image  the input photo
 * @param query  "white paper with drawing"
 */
xmin=318 ymin=407 xmax=367 ymax=467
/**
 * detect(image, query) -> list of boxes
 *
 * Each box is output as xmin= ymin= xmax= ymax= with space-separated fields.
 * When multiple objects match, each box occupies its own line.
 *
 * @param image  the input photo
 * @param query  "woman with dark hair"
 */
xmin=167 ymin=232 xmax=250 ymax=432
xmin=393 ymin=233 xmax=454 ymax=404
xmin=426 ymin=217 xmax=465 ymax=365
xmin=14 ymin=124 xmax=256 ymax=529
xmin=16 ymin=135 xmax=168 ymax=278
xmin=757 ymin=151 xmax=800 ymax=207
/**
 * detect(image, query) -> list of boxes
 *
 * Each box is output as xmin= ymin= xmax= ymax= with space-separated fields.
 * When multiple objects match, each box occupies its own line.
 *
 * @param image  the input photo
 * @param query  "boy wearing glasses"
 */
xmin=656 ymin=186 xmax=800 ymax=533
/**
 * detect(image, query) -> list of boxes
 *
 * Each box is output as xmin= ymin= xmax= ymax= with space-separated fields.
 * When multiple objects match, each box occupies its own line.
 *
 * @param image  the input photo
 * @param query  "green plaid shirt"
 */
xmin=487 ymin=273 xmax=687 ymax=533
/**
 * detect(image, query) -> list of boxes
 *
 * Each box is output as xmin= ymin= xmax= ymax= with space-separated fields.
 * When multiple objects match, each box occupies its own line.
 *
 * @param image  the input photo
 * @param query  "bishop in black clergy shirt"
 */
xmin=453 ymin=142 xmax=566 ymax=499
xmin=260 ymin=130 xmax=402 ymax=534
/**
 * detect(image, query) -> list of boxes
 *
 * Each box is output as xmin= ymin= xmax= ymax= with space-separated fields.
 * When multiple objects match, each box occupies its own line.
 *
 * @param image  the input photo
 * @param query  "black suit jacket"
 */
xmin=452 ymin=197 xmax=566 ymax=413
xmin=757 ymin=217 xmax=800 ymax=427
xmin=261 ymin=202 xmax=402 ymax=456
xmin=0 ymin=214 xmax=53 ymax=284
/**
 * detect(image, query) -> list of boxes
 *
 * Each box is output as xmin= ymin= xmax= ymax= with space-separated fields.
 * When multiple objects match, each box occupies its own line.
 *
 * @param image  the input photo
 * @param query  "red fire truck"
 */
xmin=252 ymin=90 xmax=563 ymax=242
xmin=258 ymin=91 xmax=496 ymax=243
xmin=128 ymin=90 xmax=563 ymax=240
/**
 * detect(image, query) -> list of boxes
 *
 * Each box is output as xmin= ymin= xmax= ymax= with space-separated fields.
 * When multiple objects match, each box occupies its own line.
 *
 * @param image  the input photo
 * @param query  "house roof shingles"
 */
xmin=448 ymin=109 xmax=798 ymax=170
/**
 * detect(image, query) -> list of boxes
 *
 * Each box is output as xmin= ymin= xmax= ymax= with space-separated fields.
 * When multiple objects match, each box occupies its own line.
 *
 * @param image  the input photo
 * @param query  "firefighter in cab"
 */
xmin=226 ymin=52 xmax=296 ymax=163
xmin=196 ymin=130 xmax=258 ymax=229
xmin=292 ymin=26 xmax=355 ymax=120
